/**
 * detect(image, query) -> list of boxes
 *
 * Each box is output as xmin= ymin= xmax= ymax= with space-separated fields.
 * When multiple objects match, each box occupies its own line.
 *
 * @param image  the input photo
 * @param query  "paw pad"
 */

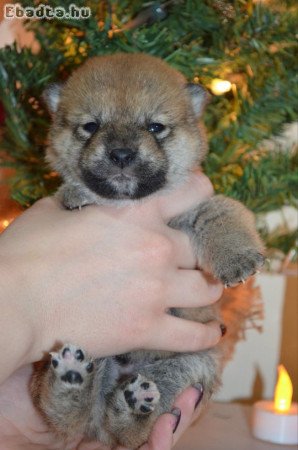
xmin=50 ymin=344 xmax=94 ymax=387
xmin=61 ymin=370 xmax=83 ymax=384
xmin=123 ymin=374 xmax=160 ymax=415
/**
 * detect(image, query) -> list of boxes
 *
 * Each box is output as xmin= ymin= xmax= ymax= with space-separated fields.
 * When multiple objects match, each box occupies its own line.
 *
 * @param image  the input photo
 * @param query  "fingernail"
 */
xmin=171 ymin=407 xmax=181 ymax=433
xmin=193 ymin=383 xmax=204 ymax=410
xmin=220 ymin=323 xmax=227 ymax=337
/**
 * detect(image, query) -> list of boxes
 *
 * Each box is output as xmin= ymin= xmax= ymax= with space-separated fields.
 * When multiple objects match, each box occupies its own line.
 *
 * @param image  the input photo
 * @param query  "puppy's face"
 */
xmin=45 ymin=54 xmax=208 ymax=200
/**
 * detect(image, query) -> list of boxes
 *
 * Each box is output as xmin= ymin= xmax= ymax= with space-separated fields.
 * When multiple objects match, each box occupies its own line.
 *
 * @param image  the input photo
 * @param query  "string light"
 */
xmin=0 ymin=216 xmax=20 ymax=233
xmin=210 ymin=78 xmax=232 ymax=95
xmin=1 ymin=219 xmax=11 ymax=232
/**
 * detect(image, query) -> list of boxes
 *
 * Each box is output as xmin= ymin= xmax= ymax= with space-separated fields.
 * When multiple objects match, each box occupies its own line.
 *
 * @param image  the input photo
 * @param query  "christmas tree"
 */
xmin=0 ymin=0 xmax=297 ymax=259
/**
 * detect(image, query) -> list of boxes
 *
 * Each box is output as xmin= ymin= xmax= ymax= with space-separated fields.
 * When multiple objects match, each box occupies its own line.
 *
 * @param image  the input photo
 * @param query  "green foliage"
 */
xmin=0 ymin=0 xmax=297 ymax=254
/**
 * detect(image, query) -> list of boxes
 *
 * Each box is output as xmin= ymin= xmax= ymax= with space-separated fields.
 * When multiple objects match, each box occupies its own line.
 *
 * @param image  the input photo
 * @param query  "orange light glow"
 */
xmin=274 ymin=365 xmax=293 ymax=413
xmin=210 ymin=78 xmax=232 ymax=95
xmin=1 ymin=219 xmax=11 ymax=231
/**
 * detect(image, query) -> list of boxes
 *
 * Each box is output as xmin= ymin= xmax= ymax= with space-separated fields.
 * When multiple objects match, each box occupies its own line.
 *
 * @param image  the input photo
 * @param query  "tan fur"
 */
xmin=31 ymin=54 xmax=264 ymax=448
xmin=46 ymin=54 xmax=208 ymax=208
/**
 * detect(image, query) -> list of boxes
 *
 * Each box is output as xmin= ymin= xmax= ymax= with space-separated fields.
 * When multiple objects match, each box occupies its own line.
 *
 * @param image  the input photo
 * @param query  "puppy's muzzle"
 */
xmin=109 ymin=148 xmax=137 ymax=168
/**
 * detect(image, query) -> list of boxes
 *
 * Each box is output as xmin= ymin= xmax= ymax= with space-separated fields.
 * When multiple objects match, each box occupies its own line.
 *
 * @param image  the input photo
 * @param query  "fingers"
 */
xmin=158 ymin=171 xmax=214 ymax=221
xmin=149 ymin=317 xmax=223 ymax=353
xmin=80 ymin=388 xmax=203 ymax=450
xmin=171 ymin=386 xmax=204 ymax=446
xmin=167 ymin=270 xmax=223 ymax=308
xmin=139 ymin=413 xmax=176 ymax=450
xmin=165 ymin=228 xmax=197 ymax=269
xmin=140 ymin=386 xmax=204 ymax=450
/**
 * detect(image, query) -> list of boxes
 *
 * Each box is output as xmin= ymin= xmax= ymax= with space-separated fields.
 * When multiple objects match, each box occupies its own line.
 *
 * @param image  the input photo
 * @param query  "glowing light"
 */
xmin=64 ymin=36 xmax=73 ymax=45
xmin=2 ymin=220 xmax=10 ymax=229
xmin=210 ymin=78 xmax=232 ymax=95
xmin=274 ymin=365 xmax=293 ymax=413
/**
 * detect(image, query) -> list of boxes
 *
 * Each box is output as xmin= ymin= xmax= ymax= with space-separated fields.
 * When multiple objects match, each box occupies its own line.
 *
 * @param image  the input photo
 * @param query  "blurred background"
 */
xmin=0 ymin=0 xmax=297 ymax=404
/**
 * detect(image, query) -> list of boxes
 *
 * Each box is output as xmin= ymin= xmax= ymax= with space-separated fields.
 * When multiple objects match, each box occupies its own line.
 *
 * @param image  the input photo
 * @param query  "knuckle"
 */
xmin=141 ymin=234 xmax=174 ymax=265
xmin=138 ymin=277 xmax=166 ymax=312
xmin=131 ymin=316 xmax=152 ymax=343
xmin=149 ymin=277 xmax=166 ymax=303
xmin=151 ymin=235 xmax=174 ymax=262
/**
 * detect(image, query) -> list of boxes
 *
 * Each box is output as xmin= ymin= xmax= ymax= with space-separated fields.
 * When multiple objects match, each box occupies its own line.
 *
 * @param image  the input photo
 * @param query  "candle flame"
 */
xmin=274 ymin=365 xmax=293 ymax=412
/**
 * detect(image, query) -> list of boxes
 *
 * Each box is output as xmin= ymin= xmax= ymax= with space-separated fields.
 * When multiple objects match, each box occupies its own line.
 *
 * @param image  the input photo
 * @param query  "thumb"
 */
xmin=140 ymin=413 xmax=175 ymax=450
xmin=157 ymin=170 xmax=213 ymax=221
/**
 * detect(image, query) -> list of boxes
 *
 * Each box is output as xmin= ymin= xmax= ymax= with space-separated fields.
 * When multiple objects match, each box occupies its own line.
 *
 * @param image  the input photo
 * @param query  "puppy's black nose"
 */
xmin=109 ymin=148 xmax=136 ymax=168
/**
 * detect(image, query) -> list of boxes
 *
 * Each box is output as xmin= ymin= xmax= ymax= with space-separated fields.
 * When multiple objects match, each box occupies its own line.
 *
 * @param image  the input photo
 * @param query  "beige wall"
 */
xmin=280 ymin=268 xmax=298 ymax=402
xmin=215 ymin=272 xmax=297 ymax=403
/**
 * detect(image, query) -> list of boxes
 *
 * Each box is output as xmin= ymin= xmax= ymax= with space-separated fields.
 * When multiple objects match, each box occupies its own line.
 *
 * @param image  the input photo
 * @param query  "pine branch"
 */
xmin=0 ymin=0 xmax=297 ymax=254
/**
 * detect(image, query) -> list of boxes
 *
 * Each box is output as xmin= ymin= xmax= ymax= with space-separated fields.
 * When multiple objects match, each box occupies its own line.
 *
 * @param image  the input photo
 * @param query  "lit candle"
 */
xmin=252 ymin=365 xmax=298 ymax=445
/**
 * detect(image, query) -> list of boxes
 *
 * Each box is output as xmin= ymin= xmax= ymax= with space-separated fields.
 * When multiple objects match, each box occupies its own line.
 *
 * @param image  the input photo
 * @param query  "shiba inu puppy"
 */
xmin=31 ymin=53 xmax=264 ymax=448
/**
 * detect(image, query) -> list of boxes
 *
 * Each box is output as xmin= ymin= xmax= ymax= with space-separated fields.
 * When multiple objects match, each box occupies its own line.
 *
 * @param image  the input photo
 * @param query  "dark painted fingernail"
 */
xmin=171 ymin=407 xmax=181 ymax=433
xmin=194 ymin=383 xmax=204 ymax=410
xmin=220 ymin=323 xmax=227 ymax=337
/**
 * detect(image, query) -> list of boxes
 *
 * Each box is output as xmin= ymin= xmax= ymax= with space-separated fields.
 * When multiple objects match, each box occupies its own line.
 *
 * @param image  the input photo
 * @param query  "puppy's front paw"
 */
xmin=123 ymin=375 xmax=160 ymax=415
xmin=50 ymin=344 xmax=94 ymax=387
xmin=213 ymin=249 xmax=264 ymax=287
xmin=57 ymin=184 xmax=92 ymax=210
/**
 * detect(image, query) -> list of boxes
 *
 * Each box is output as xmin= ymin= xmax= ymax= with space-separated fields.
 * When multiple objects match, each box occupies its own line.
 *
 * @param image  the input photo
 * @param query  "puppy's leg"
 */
xmin=31 ymin=344 xmax=94 ymax=440
xmin=106 ymin=350 xmax=219 ymax=448
xmin=57 ymin=183 xmax=96 ymax=209
xmin=170 ymin=195 xmax=264 ymax=287
xmin=106 ymin=374 xmax=161 ymax=448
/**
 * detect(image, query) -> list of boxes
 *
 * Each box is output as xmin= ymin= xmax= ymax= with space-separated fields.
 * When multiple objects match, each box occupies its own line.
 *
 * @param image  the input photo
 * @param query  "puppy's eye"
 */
xmin=82 ymin=122 xmax=98 ymax=134
xmin=148 ymin=123 xmax=165 ymax=133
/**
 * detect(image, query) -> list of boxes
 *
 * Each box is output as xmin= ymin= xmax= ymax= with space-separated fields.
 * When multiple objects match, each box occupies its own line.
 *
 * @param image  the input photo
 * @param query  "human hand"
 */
xmin=0 ymin=365 xmax=203 ymax=450
xmin=0 ymin=171 xmax=223 ymax=382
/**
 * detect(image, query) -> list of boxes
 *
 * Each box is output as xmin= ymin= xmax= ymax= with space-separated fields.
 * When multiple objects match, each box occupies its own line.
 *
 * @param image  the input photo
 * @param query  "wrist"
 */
xmin=0 ymin=259 xmax=38 ymax=383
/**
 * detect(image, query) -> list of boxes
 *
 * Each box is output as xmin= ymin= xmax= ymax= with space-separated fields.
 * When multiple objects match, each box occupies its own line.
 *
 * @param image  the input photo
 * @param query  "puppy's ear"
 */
xmin=186 ymin=83 xmax=210 ymax=118
xmin=42 ymin=82 xmax=64 ymax=115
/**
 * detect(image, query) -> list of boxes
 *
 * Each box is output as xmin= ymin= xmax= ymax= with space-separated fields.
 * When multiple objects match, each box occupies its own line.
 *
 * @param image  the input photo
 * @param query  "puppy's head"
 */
xmin=45 ymin=53 xmax=208 ymax=200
